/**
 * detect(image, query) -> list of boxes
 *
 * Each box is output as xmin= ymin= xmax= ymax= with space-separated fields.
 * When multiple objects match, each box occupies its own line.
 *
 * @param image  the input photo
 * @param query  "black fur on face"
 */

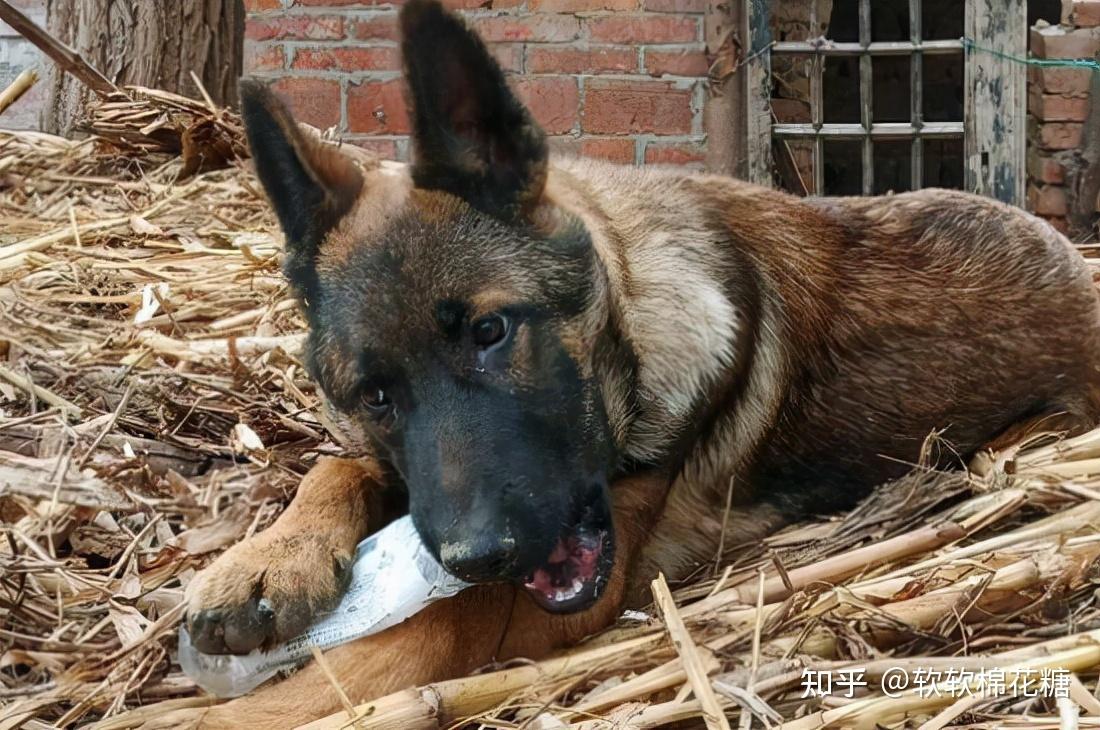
xmin=239 ymin=0 xmax=621 ymax=611
xmin=306 ymin=200 xmax=619 ymax=610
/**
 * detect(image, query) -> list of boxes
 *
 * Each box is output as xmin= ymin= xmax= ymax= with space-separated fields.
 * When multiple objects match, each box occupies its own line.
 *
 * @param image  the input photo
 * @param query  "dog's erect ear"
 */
xmin=400 ymin=0 xmax=548 ymax=219
xmin=239 ymin=79 xmax=364 ymax=303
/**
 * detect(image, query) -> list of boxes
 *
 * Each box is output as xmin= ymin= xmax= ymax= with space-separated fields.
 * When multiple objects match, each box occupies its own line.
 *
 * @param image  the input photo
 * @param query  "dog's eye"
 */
xmin=472 ymin=314 xmax=509 ymax=348
xmin=363 ymin=386 xmax=391 ymax=416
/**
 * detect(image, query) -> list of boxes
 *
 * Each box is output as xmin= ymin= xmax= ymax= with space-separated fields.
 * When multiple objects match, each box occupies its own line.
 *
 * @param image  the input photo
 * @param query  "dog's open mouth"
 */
xmin=522 ymin=529 xmax=611 ymax=613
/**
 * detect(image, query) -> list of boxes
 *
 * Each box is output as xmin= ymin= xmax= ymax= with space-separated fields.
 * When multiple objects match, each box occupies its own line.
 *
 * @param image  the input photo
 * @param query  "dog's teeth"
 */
xmin=554 ymin=590 xmax=567 ymax=603
xmin=572 ymin=578 xmax=583 ymax=593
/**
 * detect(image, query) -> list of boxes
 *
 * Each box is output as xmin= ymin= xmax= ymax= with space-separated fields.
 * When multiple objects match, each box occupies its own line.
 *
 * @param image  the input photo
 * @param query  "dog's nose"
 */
xmin=439 ymin=534 xmax=518 ymax=582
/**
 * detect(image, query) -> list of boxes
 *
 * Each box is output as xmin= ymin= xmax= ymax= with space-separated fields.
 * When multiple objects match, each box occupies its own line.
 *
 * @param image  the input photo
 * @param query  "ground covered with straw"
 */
xmin=4 ymin=121 xmax=1100 ymax=729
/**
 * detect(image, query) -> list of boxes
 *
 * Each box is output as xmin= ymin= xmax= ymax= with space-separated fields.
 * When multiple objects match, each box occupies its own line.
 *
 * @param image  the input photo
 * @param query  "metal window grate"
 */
xmin=770 ymin=0 xmax=965 ymax=195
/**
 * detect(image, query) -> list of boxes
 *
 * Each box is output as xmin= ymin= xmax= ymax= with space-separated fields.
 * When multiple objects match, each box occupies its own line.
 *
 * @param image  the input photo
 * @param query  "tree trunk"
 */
xmin=42 ymin=0 xmax=244 ymax=137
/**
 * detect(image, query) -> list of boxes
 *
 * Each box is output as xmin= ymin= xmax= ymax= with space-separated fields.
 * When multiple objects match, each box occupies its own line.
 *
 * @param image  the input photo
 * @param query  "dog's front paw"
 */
xmin=184 ymin=531 xmax=353 ymax=654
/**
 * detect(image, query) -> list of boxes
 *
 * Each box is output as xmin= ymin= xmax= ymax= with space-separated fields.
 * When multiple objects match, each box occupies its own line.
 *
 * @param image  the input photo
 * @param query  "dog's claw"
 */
xmin=184 ymin=535 xmax=353 ymax=656
xmin=188 ymin=592 xmax=277 ymax=655
xmin=257 ymin=597 xmax=276 ymax=620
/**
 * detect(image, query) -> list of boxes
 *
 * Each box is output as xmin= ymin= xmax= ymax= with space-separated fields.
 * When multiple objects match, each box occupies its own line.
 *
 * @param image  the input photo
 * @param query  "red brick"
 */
xmin=348 ymin=79 xmax=410 ymax=134
xmin=473 ymin=14 xmax=581 ymax=42
xmin=512 ymin=76 xmax=579 ymax=134
xmin=270 ymin=77 xmax=342 ymax=129
xmin=244 ymin=42 xmax=286 ymax=72
xmin=492 ymin=44 xmax=525 ymax=73
xmin=246 ymin=14 xmax=345 ymax=41
xmin=1027 ymin=149 xmax=1066 ymax=185
xmin=346 ymin=137 xmax=401 ymax=160
xmin=1029 ymin=66 xmax=1092 ymax=96
xmin=442 ymin=0 xmax=492 ymax=7
xmin=645 ymin=47 xmax=707 ymax=76
xmin=530 ymin=0 xmax=636 ymax=11
xmin=587 ymin=15 xmax=697 ymax=43
xmin=548 ymin=135 xmax=582 ymax=156
xmin=291 ymin=46 xmax=400 ymax=71
xmin=351 ymin=15 xmax=400 ymax=41
xmin=644 ymin=0 xmax=705 ymax=11
xmin=644 ymin=140 xmax=705 ymax=166
xmin=527 ymin=45 xmax=637 ymax=74
xmin=580 ymin=137 xmax=635 ymax=163
xmin=583 ymin=79 xmax=693 ymax=134
xmin=1036 ymin=121 xmax=1084 ymax=149
xmin=1030 ymin=91 xmax=1090 ymax=122
xmin=1064 ymin=0 xmax=1100 ymax=26
xmin=550 ymin=136 xmax=636 ymax=162
xmin=1030 ymin=25 xmax=1100 ymax=59
xmin=293 ymin=0 xmax=397 ymax=4
xmin=244 ymin=0 xmax=283 ymax=10
xmin=1027 ymin=184 xmax=1069 ymax=216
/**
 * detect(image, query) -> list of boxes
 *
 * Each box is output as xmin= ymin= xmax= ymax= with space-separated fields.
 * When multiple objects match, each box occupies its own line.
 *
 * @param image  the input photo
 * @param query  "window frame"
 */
xmin=740 ymin=0 xmax=1026 ymax=205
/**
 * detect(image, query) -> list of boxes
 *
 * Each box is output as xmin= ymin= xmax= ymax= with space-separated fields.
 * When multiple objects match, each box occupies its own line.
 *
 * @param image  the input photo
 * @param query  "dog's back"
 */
xmin=752 ymin=189 xmax=1100 ymax=512
xmin=550 ymin=160 xmax=1100 ymax=587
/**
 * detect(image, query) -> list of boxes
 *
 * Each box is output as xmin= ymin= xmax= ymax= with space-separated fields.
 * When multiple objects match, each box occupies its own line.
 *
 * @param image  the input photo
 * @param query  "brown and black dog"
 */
xmin=160 ymin=0 xmax=1100 ymax=726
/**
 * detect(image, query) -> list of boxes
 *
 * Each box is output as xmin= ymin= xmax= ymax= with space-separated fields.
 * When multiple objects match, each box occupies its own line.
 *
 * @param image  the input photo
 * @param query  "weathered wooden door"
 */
xmin=964 ymin=0 xmax=1027 ymax=205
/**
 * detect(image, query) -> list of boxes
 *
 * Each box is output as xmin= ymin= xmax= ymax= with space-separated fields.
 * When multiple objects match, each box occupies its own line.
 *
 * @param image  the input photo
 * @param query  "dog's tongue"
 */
xmin=523 ymin=533 xmax=603 ymax=607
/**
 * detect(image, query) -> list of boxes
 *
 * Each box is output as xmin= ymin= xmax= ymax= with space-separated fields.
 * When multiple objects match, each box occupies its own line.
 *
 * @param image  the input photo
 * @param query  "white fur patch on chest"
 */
xmin=620 ymin=233 xmax=740 ymax=426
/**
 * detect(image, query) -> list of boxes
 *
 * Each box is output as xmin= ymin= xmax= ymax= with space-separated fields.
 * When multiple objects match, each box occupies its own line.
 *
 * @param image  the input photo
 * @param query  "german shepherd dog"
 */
xmin=160 ymin=0 xmax=1100 ymax=726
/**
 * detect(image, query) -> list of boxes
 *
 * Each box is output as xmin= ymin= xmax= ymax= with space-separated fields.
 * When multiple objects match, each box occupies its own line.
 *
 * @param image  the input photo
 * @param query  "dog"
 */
xmin=159 ymin=0 xmax=1100 ymax=726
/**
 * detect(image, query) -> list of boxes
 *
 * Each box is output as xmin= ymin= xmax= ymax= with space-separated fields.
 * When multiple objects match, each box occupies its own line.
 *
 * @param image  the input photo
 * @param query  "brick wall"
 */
xmin=1027 ymin=1 xmax=1100 ymax=233
xmin=242 ymin=0 xmax=709 ymax=167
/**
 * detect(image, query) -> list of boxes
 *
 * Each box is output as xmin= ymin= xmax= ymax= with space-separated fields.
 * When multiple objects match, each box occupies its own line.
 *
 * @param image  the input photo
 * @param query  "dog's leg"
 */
xmin=152 ymin=583 xmax=514 ymax=730
xmin=184 ymin=457 xmax=383 ymax=654
xmin=148 ymin=471 xmax=671 ymax=730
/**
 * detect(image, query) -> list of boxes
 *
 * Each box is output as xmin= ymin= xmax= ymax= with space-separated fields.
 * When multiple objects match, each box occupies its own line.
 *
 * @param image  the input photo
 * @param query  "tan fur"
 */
xmin=166 ymin=156 xmax=1100 ymax=727
xmin=318 ymin=161 xmax=413 ymax=269
xmin=183 ymin=458 xmax=380 ymax=650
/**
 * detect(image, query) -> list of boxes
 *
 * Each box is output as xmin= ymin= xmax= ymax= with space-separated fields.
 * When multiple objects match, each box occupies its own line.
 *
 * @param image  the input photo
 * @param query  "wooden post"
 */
xmin=703 ymin=0 xmax=745 ymax=177
xmin=745 ymin=0 xmax=772 ymax=186
xmin=964 ymin=0 xmax=1027 ymax=206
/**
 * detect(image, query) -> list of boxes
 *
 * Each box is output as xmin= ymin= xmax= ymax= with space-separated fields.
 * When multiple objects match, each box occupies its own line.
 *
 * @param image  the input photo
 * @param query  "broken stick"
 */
xmin=0 ymin=0 xmax=115 ymax=97
xmin=0 ymin=67 xmax=37 ymax=116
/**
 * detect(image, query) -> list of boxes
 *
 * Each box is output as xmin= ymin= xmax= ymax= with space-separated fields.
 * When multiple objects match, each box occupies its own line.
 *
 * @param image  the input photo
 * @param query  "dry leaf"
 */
xmin=134 ymin=282 xmax=170 ymax=324
xmin=109 ymin=603 xmax=150 ymax=648
xmin=172 ymin=502 xmax=253 ymax=556
xmin=231 ymin=422 xmax=265 ymax=453
xmin=129 ymin=215 xmax=164 ymax=236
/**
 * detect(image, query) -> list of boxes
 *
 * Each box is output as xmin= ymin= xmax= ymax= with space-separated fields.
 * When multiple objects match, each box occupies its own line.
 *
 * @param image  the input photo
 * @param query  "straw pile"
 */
xmin=82 ymin=85 xmax=248 ymax=178
xmin=3 ymin=121 xmax=1100 ymax=730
